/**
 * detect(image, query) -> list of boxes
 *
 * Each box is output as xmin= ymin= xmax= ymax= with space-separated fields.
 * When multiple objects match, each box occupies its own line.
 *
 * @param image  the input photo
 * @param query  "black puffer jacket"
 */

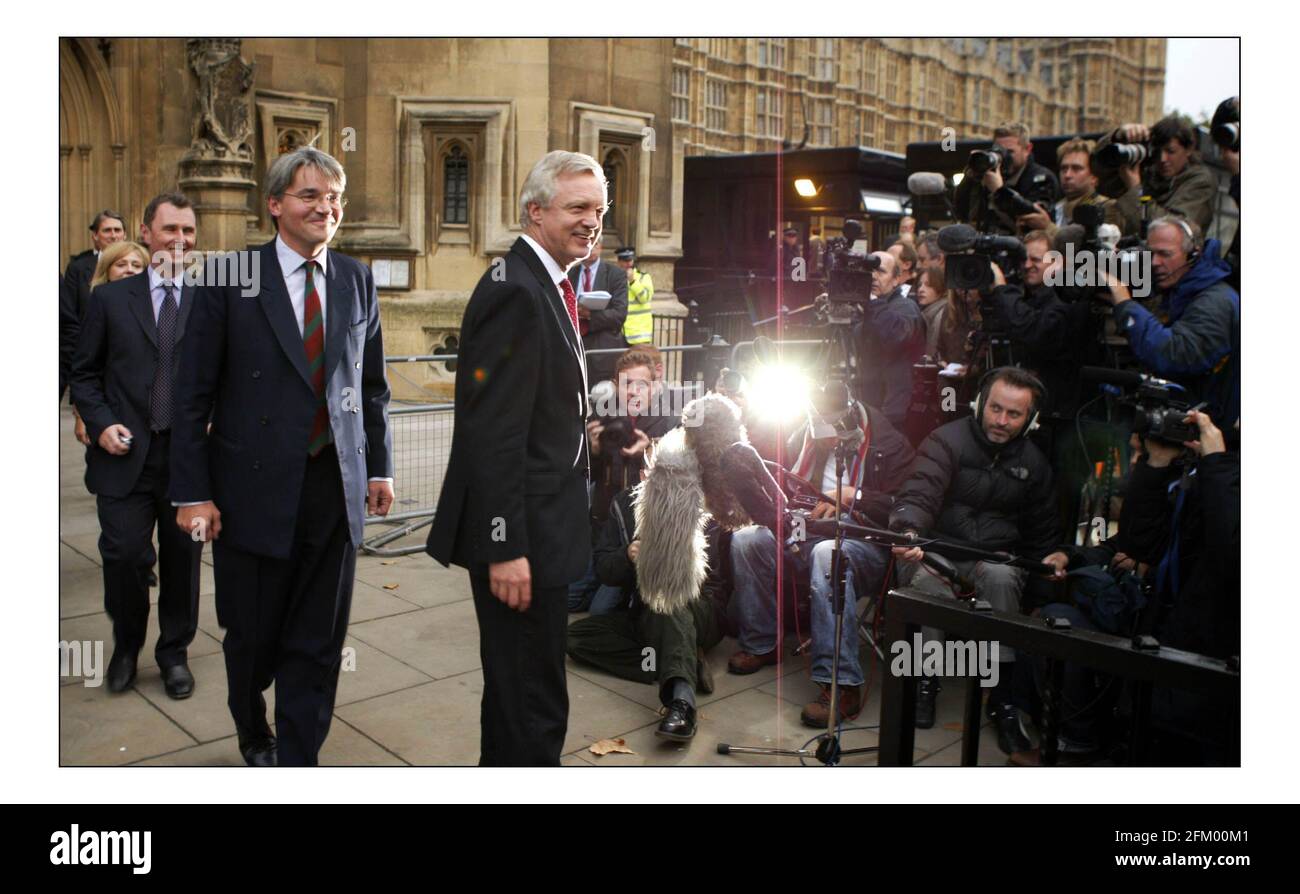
xmin=888 ymin=415 xmax=1059 ymax=560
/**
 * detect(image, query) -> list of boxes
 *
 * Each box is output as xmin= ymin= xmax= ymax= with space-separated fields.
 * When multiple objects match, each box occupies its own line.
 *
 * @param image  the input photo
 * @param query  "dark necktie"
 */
xmin=149 ymin=283 xmax=178 ymax=431
xmin=303 ymin=261 xmax=332 ymax=456
xmin=559 ymin=277 xmax=580 ymax=335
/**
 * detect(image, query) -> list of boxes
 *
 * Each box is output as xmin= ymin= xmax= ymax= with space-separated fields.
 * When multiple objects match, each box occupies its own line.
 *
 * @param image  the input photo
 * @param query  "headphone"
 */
xmin=1155 ymin=216 xmax=1201 ymax=270
xmin=969 ymin=367 xmax=1048 ymax=436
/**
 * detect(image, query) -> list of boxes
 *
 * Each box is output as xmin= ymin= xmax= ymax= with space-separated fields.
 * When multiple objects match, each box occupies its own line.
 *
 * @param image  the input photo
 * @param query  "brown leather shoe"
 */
xmin=800 ymin=683 xmax=864 ymax=728
xmin=727 ymin=649 xmax=780 ymax=675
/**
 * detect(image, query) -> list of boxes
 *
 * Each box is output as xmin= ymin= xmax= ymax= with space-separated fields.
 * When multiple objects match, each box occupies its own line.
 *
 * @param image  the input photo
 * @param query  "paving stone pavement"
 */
xmin=58 ymin=404 xmax=1005 ymax=767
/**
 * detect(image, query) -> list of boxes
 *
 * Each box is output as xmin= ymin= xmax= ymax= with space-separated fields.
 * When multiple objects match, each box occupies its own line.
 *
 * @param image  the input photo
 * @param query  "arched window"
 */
xmin=443 ymin=143 xmax=469 ymax=225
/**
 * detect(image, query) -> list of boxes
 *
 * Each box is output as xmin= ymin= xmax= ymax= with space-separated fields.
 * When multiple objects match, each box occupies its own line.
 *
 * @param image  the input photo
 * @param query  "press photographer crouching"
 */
xmin=953 ymin=121 xmax=1061 ymax=237
xmin=889 ymin=367 xmax=1065 ymax=753
xmin=1094 ymin=115 xmax=1218 ymax=235
xmin=855 ymin=250 xmax=927 ymax=430
xmin=1096 ymin=217 xmax=1240 ymax=436
xmin=729 ymin=383 xmax=915 ymax=727
xmin=569 ymin=347 xmax=680 ymax=613
xmin=1032 ymin=411 xmax=1239 ymax=764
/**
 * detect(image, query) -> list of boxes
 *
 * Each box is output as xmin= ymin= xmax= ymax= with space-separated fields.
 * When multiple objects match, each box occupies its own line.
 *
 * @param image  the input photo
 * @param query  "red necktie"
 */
xmin=583 ymin=266 xmax=593 ymax=292
xmin=560 ymin=277 xmax=580 ymax=334
xmin=303 ymin=261 xmax=331 ymax=456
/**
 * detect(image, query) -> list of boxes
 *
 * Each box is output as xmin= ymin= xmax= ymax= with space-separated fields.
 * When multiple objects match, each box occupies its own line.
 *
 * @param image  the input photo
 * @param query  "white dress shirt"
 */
xmin=519 ymin=234 xmax=587 ymax=470
xmin=147 ymin=264 xmax=184 ymax=322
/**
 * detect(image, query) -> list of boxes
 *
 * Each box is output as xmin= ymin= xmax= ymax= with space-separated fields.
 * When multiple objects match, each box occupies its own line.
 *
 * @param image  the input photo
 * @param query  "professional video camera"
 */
xmin=1211 ymin=96 xmax=1240 ymax=150
xmin=1081 ymin=367 xmax=1199 ymax=444
xmin=822 ymin=218 xmax=880 ymax=304
xmin=936 ymin=223 xmax=1024 ymax=292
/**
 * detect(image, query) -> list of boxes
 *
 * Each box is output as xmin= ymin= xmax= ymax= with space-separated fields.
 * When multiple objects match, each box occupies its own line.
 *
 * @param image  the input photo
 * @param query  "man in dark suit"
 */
xmin=61 ymin=210 xmax=126 ymax=399
xmin=567 ymin=235 xmax=627 ymax=385
xmin=427 ymin=150 xmax=607 ymax=766
xmin=170 ymin=147 xmax=394 ymax=767
xmin=70 ymin=194 xmax=202 ymax=698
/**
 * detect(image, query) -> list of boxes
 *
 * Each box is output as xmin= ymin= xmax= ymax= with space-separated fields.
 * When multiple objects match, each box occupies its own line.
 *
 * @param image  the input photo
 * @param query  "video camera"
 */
xmin=822 ymin=219 xmax=881 ymax=305
xmin=936 ymin=223 xmax=1024 ymax=292
xmin=1081 ymin=367 xmax=1199 ymax=444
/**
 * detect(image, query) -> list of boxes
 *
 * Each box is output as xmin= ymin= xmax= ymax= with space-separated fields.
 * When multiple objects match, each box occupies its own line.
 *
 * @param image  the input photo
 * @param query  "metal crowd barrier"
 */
xmin=876 ymin=587 xmax=1240 ymax=766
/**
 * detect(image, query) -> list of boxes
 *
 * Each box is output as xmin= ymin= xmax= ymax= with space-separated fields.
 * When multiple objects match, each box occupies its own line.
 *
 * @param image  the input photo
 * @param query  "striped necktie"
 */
xmin=303 ymin=261 xmax=332 ymax=456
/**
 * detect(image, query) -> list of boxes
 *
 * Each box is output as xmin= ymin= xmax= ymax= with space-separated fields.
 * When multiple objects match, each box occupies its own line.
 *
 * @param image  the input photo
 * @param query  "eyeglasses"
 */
xmin=283 ymin=190 xmax=347 ymax=208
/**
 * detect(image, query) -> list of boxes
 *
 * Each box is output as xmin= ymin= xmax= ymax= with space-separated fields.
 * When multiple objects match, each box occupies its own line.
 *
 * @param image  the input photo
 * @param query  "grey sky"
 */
xmin=1164 ymin=38 xmax=1239 ymax=120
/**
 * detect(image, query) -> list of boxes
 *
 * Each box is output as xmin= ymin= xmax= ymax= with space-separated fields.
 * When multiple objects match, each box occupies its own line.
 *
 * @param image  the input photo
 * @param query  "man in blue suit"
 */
xmin=170 ymin=147 xmax=394 ymax=766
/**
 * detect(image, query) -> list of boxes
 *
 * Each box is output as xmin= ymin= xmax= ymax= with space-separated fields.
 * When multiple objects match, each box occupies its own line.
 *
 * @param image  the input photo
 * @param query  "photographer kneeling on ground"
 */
xmin=889 ymin=367 xmax=1064 ymax=753
xmin=570 ymin=348 xmax=680 ymax=613
xmin=729 ymin=383 xmax=915 ymax=728
xmin=1098 ymin=217 xmax=1240 ymax=435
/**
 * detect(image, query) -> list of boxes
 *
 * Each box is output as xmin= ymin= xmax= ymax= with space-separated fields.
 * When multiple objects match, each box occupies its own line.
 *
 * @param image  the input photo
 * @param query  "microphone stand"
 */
xmin=719 ymin=435 xmax=878 ymax=766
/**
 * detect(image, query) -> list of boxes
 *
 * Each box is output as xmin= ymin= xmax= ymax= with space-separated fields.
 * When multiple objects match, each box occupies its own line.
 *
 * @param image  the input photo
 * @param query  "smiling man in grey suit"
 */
xmin=170 ymin=147 xmax=394 ymax=767
xmin=428 ymin=150 xmax=606 ymax=766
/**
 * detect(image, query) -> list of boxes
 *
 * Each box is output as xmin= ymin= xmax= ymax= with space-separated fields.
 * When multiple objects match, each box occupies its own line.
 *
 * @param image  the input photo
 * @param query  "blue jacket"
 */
xmin=1112 ymin=239 xmax=1240 ymax=428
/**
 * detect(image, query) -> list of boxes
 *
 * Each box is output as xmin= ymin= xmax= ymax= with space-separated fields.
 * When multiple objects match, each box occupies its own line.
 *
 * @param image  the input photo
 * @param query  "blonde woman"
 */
xmin=71 ymin=242 xmax=151 ymax=446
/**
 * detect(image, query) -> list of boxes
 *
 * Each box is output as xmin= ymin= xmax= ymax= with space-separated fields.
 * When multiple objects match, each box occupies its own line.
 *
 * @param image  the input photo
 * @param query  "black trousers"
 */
xmin=95 ymin=431 xmax=201 ymax=667
xmin=470 ymin=569 xmax=569 ymax=766
xmin=213 ymin=446 xmax=355 ymax=767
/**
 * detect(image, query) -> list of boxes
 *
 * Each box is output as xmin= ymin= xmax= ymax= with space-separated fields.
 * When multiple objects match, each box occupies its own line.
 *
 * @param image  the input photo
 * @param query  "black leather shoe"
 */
xmin=655 ymin=699 xmax=697 ymax=741
xmin=993 ymin=703 xmax=1033 ymax=755
xmin=161 ymin=663 xmax=194 ymax=700
xmin=238 ymin=737 xmax=277 ymax=767
xmin=915 ymin=678 xmax=940 ymax=729
xmin=106 ymin=651 xmax=138 ymax=693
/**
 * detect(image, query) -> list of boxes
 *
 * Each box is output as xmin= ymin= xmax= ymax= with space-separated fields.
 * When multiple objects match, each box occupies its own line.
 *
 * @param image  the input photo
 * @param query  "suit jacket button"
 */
xmin=252 ymin=370 xmax=261 ymax=379
xmin=252 ymin=461 xmax=261 ymax=470
xmin=259 ymin=416 xmax=268 ymax=425
xmin=356 ymin=447 xmax=363 ymax=454
xmin=351 ymin=407 xmax=359 ymax=414
xmin=354 ymin=361 xmax=361 ymax=369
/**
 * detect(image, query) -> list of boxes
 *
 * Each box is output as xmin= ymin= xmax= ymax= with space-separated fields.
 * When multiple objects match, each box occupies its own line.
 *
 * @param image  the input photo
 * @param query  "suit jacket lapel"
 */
xmin=324 ymin=253 xmax=351 ymax=384
xmin=256 ymin=241 xmax=314 ymax=392
xmin=127 ymin=272 xmax=157 ymax=348
xmin=174 ymin=281 xmax=195 ymax=346
xmin=512 ymin=239 xmax=583 ymax=361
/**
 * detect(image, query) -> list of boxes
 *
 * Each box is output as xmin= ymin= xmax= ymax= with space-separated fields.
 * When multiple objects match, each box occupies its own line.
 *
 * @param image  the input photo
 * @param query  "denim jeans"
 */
xmin=729 ymin=524 xmax=890 ymax=687
xmin=567 ymin=557 xmax=627 ymax=615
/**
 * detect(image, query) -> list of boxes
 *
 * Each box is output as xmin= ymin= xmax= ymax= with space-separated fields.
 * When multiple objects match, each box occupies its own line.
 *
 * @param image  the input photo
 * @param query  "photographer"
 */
xmin=1035 ymin=411 xmax=1239 ymax=763
xmin=1098 ymin=217 xmax=1239 ymax=434
xmin=889 ymin=367 xmax=1064 ymax=752
xmin=855 ymin=251 xmax=927 ymax=429
xmin=1016 ymin=138 xmax=1126 ymax=237
xmin=954 ymin=121 xmax=1061 ymax=237
xmin=570 ymin=348 xmax=679 ymax=612
xmin=1100 ymin=115 xmax=1218 ymax=234
xmin=729 ymin=383 xmax=915 ymax=728
xmin=566 ymin=463 xmax=728 ymax=742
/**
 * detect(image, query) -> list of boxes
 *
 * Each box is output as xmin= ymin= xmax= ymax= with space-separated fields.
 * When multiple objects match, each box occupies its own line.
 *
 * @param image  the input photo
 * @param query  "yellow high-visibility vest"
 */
xmin=624 ymin=268 xmax=654 ymax=345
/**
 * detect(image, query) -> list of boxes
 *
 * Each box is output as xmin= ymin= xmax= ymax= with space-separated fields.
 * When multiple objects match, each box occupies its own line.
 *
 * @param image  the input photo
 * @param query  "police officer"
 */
xmin=616 ymin=247 xmax=654 ymax=346
xmin=954 ymin=121 xmax=1061 ymax=236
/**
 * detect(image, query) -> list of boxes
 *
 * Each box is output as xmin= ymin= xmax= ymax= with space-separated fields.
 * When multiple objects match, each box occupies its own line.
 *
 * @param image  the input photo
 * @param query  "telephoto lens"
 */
xmin=1097 ymin=142 xmax=1149 ymax=168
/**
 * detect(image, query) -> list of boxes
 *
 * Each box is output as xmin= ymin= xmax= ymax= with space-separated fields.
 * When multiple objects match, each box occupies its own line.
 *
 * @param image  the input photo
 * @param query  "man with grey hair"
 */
xmin=428 ymin=149 xmax=606 ymax=765
xmin=171 ymin=146 xmax=394 ymax=766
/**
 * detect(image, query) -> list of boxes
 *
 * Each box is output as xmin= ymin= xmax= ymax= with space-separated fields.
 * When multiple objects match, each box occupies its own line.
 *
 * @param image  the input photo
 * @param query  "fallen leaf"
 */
xmin=589 ymin=737 xmax=636 ymax=756
xmin=380 ymin=560 xmax=397 ymax=566
xmin=382 ymin=584 xmax=399 ymax=590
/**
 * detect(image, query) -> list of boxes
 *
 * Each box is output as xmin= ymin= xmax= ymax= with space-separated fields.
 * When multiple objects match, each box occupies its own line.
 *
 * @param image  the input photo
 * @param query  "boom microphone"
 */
xmin=907 ymin=171 xmax=948 ymax=197
xmin=937 ymin=223 xmax=978 ymax=254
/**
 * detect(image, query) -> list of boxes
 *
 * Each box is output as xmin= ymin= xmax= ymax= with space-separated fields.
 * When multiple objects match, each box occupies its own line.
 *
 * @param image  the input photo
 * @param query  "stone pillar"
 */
xmin=178 ymin=38 xmax=257 ymax=252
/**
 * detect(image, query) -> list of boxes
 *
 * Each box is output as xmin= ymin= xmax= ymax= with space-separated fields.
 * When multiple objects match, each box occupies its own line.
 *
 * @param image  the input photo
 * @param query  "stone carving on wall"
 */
xmin=186 ymin=38 xmax=255 ymax=161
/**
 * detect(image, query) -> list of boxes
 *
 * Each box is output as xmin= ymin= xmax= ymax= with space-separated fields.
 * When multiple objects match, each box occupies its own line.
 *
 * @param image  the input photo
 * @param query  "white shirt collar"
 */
xmin=520 ymin=234 xmax=569 ymax=287
xmin=276 ymin=233 xmax=329 ymax=278
xmin=148 ymin=264 xmax=177 ymax=292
